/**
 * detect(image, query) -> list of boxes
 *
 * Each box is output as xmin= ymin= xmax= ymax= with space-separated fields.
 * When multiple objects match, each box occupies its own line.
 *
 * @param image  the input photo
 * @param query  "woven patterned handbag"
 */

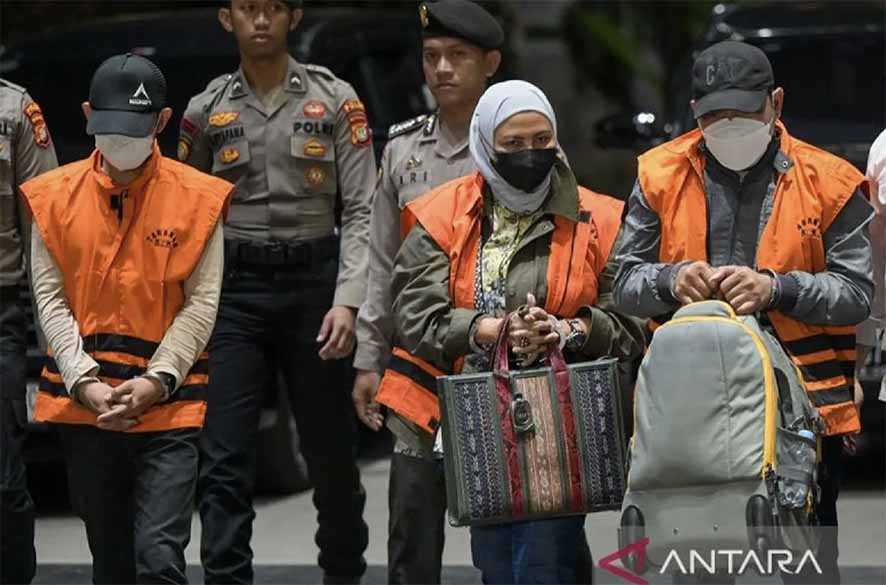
xmin=438 ymin=316 xmax=627 ymax=527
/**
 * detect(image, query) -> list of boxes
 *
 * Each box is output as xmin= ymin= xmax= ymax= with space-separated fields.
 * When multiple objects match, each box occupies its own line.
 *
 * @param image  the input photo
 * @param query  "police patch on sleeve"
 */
xmin=23 ymin=101 xmax=51 ymax=149
xmin=177 ymin=138 xmax=191 ymax=162
xmin=178 ymin=117 xmax=199 ymax=161
xmin=341 ymin=99 xmax=371 ymax=148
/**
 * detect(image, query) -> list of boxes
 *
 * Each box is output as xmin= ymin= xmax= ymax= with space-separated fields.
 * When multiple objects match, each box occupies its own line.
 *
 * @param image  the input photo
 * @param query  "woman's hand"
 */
xmin=508 ymin=294 xmax=561 ymax=359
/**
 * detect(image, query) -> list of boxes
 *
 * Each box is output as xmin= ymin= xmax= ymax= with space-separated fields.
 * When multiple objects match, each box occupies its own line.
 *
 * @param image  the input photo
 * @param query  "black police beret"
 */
xmin=420 ymin=0 xmax=504 ymax=50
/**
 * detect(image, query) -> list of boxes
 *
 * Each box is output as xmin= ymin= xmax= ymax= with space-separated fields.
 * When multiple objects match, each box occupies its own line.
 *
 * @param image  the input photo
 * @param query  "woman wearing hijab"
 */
xmin=391 ymin=80 xmax=646 ymax=583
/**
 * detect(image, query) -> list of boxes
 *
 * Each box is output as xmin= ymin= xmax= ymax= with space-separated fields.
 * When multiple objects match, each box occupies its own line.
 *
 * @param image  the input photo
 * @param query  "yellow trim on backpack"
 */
xmin=658 ymin=314 xmax=778 ymax=477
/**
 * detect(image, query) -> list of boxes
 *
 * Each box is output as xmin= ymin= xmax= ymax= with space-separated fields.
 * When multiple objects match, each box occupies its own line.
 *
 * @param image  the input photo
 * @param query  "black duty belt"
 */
xmin=224 ymin=237 xmax=338 ymax=270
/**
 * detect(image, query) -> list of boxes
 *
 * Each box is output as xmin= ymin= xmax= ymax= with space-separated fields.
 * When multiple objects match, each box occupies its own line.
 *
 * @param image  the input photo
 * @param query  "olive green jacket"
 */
xmin=392 ymin=162 xmax=647 ymax=374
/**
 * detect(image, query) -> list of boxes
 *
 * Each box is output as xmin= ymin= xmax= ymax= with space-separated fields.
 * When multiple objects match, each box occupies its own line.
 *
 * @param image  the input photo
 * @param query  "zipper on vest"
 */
xmin=110 ymin=190 xmax=128 ymax=223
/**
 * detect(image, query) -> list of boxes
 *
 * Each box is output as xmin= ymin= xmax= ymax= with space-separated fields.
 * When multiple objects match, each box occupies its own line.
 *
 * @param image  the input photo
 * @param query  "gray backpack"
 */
xmin=619 ymin=301 xmax=823 ymax=577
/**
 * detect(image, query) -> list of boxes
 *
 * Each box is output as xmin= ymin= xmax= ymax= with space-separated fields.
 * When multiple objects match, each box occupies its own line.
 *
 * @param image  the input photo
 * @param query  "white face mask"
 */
xmin=702 ymin=115 xmax=774 ymax=171
xmin=95 ymin=134 xmax=154 ymax=171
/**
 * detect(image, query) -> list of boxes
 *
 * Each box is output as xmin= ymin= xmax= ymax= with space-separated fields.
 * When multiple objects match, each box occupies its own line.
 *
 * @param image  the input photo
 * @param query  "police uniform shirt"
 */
xmin=354 ymin=114 xmax=475 ymax=373
xmin=179 ymin=57 xmax=376 ymax=308
xmin=0 ymin=79 xmax=58 ymax=287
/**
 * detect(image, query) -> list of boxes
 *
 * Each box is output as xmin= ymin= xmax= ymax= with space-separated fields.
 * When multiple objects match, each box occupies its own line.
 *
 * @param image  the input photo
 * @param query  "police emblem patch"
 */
xmin=209 ymin=111 xmax=240 ymax=127
xmin=305 ymin=166 xmax=326 ymax=186
xmin=303 ymin=101 xmax=327 ymax=119
xmin=23 ymin=101 xmax=51 ymax=149
xmin=177 ymin=137 xmax=191 ymax=162
xmin=220 ymin=148 xmax=240 ymax=164
xmin=303 ymin=139 xmax=327 ymax=158
xmin=342 ymin=100 xmax=371 ymax=148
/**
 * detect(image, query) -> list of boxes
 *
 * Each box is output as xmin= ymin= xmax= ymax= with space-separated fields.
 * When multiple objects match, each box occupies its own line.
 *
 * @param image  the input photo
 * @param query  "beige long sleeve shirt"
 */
xmin=31 ymin=221 xmax=224 ymax=393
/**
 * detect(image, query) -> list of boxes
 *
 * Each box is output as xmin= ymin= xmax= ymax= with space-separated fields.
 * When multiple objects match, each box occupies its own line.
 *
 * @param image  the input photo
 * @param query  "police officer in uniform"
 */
xmin=348 ymin=3 xmax=524 ymax=583
xmin=179 ymin=1 xmax=374 ymax=583
xmin=0 ymin=79 xmax=57 ymax=585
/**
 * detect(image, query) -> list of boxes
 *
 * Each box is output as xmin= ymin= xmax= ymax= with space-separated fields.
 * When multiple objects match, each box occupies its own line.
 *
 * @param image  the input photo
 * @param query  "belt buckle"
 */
xmin=238 ymin=242 xmax=262 ymax=265
xmin=266 ymin=241 xmax=287 ymax=265
xmin=291 ymin=242 xmax=311 ymax=269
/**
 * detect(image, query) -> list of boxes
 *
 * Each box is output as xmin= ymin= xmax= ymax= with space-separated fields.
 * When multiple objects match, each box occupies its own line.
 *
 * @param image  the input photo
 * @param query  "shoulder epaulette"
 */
xmin=304 ymin=63 xmax=336 ymax=80
xmin=0 ymin=78 xmax=26 ymax=94
xmin=205 ymin=73 xmax=234 ymax=94
xmin=388 ymin=115 xmax=430 ymax=139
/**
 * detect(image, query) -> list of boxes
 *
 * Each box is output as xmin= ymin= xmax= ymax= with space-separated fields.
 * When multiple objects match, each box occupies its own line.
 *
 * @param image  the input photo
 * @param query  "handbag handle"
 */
xmin=491 ymin=312 xmax=569 ymax=385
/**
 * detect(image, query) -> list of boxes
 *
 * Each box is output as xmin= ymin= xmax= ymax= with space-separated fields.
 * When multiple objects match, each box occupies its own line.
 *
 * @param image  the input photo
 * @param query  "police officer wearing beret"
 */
xmin=0 ymin=78 xmax=57 ymax=585
xmin=179 ymin=1 xmax=374 ymax=583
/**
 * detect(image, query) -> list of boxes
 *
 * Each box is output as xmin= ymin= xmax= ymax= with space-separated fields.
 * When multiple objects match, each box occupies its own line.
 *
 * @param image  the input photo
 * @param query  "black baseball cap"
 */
xmin=691 ymin=41 xmax=774 ymax=119
xmin=420 ymin=0 xmax=504 ymax=50
xmin=87 ymin=54 xmax=167 ymax=137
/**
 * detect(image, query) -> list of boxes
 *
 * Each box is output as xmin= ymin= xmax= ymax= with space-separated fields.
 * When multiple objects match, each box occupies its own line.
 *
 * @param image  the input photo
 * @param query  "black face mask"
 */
xmin=492 ymin=148 xmax=558 ymax=193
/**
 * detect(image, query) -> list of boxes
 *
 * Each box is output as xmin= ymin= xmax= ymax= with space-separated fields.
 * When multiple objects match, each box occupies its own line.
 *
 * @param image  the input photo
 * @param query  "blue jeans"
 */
xmin=470 ymin=516 xmax=588 ymax=584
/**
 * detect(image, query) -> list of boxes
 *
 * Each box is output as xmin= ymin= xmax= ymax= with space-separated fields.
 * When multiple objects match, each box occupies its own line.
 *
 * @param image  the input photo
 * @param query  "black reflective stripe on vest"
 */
xmin=839 ymin=360 xmax=856 ymax=379
xmin=80 ymin=333 xmax=161 ymax=359
xmin=797 ymin=360 xmax=844 ymax=382
xmin=807 ymin=385 xmax=854 ymax=407
xmin=783 ymin=333 xmax=855 ymax=356
xmin=45 ymin=358 xmax=209 ymax=381
xmin=39 ymin=377 xmax=208 ymax=403
xmin=387 ymin=354 xmax=437 ymax=393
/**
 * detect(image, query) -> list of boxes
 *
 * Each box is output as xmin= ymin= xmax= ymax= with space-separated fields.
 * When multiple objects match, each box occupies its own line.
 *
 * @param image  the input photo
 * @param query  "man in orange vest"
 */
xmin=612 ymin=41 xmax=873 ymax=584
xmin=20 ymin=54 xmax=232 ymax=584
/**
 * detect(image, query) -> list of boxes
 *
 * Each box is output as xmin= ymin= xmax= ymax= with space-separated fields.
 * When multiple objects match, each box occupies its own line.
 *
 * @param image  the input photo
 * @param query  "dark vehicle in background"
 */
xmin=1 ymin=6 xmax=430 ymax=498
xmin=596 ymin=1 xmax=886 ymax=478
xmin=597 ymin=2 xmax=884 ymax=170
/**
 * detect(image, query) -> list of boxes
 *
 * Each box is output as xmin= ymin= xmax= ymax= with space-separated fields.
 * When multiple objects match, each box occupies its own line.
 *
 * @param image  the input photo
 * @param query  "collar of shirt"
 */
xmin=420 ymin=114 xmax=470 ymax=160
xmin=228 ymin=57 xmax=307 ymax=113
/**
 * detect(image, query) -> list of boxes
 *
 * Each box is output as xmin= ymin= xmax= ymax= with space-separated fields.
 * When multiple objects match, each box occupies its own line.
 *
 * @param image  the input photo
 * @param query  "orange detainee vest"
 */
xmin=639 ymin=123 xmax=866 ymax=436
xmin=377 ymin=172 xmax=624 ymax=433
xmin=20 ymin=147 xmax=232 ymax=432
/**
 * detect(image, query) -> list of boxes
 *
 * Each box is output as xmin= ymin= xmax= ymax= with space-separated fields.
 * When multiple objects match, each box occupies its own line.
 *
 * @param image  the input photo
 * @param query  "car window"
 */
xmin=759 ymin=35 xmax=884 ymax=124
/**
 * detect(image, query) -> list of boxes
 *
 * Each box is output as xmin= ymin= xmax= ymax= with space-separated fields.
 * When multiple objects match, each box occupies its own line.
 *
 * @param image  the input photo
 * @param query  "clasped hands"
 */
xmin=674 ymin=261 xmax=775 ymax=315
xmin=77 ymin=376 xmax=167 ymax=432
xmin=474 ymin=294 xmax=574 ymax=364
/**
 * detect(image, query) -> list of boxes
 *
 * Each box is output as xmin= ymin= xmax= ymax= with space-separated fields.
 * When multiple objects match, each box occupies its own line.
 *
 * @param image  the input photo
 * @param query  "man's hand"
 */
xmin=96 ymin=377 xmax=165 ymax=431
xmin=714 ymin=266 xmax=773 ymax=315
xmin=352 ymin=370 xmax=383 ymax=431
xmin=76 ymin=381 xmax=137 ymax=431
xmin=673 ymin=261 xmax=716 ymax=305
xmin=317 ymin=306 xmax=357 ymax=360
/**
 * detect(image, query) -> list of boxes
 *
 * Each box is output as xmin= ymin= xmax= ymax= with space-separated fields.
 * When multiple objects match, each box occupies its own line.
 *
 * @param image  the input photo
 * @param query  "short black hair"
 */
xmin=227 ymin=0 xmax=303 ymax=8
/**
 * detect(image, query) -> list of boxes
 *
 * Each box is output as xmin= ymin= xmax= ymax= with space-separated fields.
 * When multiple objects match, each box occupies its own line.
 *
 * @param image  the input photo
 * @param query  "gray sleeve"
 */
xmin=392 ymin=224 xmax=479 ymax=371
xmin=332 ymin=85 xmax=376 ymax=308
xmin=177 ymin=97 xmax=213 ymax=173
xmin=774 ymin=189 xmax=874 ymax=326
xmin=14 ymin=92 xmax=58 ymax=187
xmin=611 ymin=180 xmax=682 ymax=318
xmin=353 ymin=145 xmax=398 ymax=372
